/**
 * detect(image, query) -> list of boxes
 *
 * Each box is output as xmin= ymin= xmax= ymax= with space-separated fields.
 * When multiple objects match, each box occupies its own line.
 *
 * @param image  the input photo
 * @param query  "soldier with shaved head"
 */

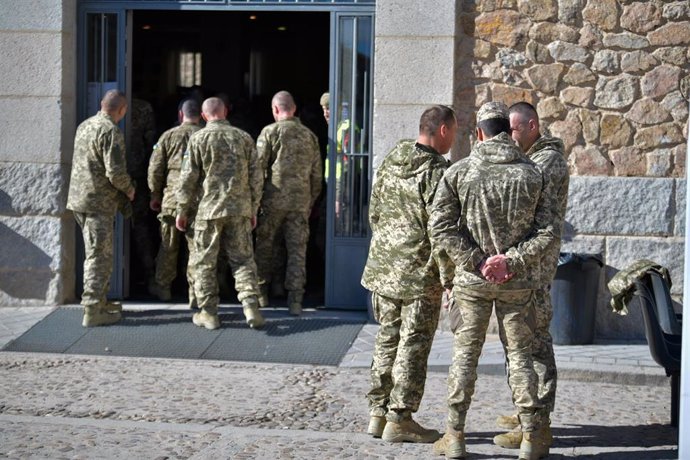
xmin=176 ymin=97 xmax=265 ymax=330
xmin=67 ymin=89 xmax=135 ymax=327
xmin=255 ymin=90 xmax=322 ymax=315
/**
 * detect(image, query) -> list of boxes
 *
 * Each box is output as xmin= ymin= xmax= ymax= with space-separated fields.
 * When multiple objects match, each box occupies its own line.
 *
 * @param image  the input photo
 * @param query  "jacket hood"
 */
xmin=384 ymin=139 xmax=446 ymax=179
xmin=527 ymin=135 xmax=565 ymax=157
xmin=472 ymin=132 xmax=523 ymax=164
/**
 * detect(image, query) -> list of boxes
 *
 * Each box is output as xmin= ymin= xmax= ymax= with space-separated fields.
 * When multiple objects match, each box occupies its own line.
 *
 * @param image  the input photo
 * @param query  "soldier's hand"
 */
xmin=251 ymin=215 xmax=257 ymax=230
xmin=127 ymin=188 xmax=136 ymax=202
xmin=149 ymin=197 xmax=161 ymax=212
xmin=176 ymin=215 xmax=188 ymax=232
xmin=482 ymin=255 xmax=513 ymax=284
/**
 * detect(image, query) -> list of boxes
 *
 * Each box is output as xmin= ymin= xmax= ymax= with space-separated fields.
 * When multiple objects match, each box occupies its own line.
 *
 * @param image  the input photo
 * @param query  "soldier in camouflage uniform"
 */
xmin=361 ymin=106 xmax=457 ymax=444
xmin=491 ymin=102 xmax=570 ymax=450
xmin=255 ymin=91 xmax=322 ymax=315
xmin=147 ymin=99 xmax=202 ymax=306
xmin=67 ymin=90 xmax=135 ymax=327
xmin=175 ymin=97 xmax=265 ymax=331
xmin=128 ymin=98 xmax=158 ymax=291
xmin=429 ymin=102 xmax=555 ymax=460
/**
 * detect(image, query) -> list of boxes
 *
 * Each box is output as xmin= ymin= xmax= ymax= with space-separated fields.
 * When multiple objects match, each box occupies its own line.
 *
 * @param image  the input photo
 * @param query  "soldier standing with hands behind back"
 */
xmin=67 ymin=89 xmax=134 ymax=327
xmin=430 ymin=102 xmax=555 ymax=460
xmin=176 ymin=97 xmax=265 ymax=331
xmin=362 ymin=105 xmax=457 ymax=444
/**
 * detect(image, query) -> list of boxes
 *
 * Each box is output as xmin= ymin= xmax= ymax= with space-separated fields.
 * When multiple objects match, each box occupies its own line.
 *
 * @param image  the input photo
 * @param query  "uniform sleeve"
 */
xmin=102 ymin=128 xmax=134 ymax=195
xmin=147 ymin=133 xmax=168 ymax=196
xmin=535 ymin=149 xmax=570 ymax=244
xmin=256 ymin=127 xmax=273 ymax=178
xmin=247 ymin=136 xmax=264 ymax=216
xmin=429 ymin=170 xmax=485 ymax=273
xmin=504 ymin=175 xmax=557 ymax=275
xmin=368 ymin=168 xmax=383 ymax=229
xmin=176 ymin=138 xmax=201 ymax=217
xmin=424 ymin=167 xmax=455 ymax=289
xmin=309 ymin=134 xmax=323 ymax=206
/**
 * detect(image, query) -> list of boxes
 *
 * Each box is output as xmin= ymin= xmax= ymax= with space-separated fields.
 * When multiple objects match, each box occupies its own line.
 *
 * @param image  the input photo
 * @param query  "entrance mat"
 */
xmin=2 ymin=307 xmax=366 ymax=366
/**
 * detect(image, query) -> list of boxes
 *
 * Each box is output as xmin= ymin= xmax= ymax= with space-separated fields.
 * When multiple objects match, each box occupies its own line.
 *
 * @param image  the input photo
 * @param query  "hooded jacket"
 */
xmin=429 ymin=132 xmax=556 ymax=291
xmin=361 ymin=140 xmax=454 ymax=299
xmin=526 ymin=135 xmax=569 ymax=285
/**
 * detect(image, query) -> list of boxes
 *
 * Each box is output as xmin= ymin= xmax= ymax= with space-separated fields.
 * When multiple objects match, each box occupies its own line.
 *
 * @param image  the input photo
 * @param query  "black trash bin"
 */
xmin=549 ymin=253 xmax=604 ymax=345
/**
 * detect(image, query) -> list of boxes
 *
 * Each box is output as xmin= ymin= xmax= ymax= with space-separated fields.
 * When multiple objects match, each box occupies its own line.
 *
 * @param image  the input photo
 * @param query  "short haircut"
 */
xmin=101 ymin=89 xmax=127 ymax=112
xmin=478 ymin=118 xmax=511 ymax=137
xmin=272 ymin=90 xmax=296 ymax=112
xmin=201 ymin=97 xmax=225 ymax=117
xmin=509 ymin=101 xmax=538 ymax=123
xmin=180 ymin=98 xmax=200 ymax=118
xmin=419 ymin=105 xmax=456 ymax=136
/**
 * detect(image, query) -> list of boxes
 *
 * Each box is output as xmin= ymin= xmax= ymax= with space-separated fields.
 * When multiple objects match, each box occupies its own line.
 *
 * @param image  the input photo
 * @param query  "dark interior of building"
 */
xmin=128 ymin=9 xmax=330 ymax=304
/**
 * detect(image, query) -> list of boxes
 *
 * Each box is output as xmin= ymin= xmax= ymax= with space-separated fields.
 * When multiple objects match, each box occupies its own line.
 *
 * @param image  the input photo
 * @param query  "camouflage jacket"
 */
xmin=67 ymin=111 xmax=134 ymax=215
xmin=128 ymin=98 xmax=156 ymax=179
xmin=608 ymin=259 xmax=672 ymax=315
xmin=429 ymin=132 xmax=556 ymax=291
xmin=257 ymin=117 xmax=322 ymax=212
xmin=147 ymin=122 xmax=201 ymax=217
xmin=527 ymin=135 xmax=569 ymax=285
xmin=361 ymin=140 xmax=454 ymax=299
xmin=176 ymin=119 xmax=262 ymax=220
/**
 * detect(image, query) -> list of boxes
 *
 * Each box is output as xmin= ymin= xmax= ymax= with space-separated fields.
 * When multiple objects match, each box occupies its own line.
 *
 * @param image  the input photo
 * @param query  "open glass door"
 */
xmin=77 ymin=9 xmax=129 ymax=299
xmin=325 ymin=13 xmax=374 ymax=308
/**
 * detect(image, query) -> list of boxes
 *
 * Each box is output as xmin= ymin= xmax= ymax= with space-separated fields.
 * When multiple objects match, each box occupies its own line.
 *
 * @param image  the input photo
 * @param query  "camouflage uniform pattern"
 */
xmin=429 ymin=131 xmax=555 ymax=432
xmin=148 ymin=122 xmax=202 ymax=301
xmin=522 ymin=135 xmax=569 ymax=413
xmin=128 ymin=98 xmax=158 ymax=281
xmin=67 ymin=111 xmax=134 ymax=306
xmin=255 ymin=117 xmax=322 ymax=293
xmin=608 ymin=259 xmax=672 ymax=315
xmin=176 ymin=120 xmax=263 ymax=312
xmin=448 ymin=288 xmax=541 ymax=430
xmin=361 ymin=140 xmax=453 ymax=421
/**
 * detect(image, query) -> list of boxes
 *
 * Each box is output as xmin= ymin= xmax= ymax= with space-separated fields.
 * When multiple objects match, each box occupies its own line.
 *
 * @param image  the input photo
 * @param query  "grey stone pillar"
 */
xmin=0 ymin=0 xmax=77 ymax=305
xmin=372 ymin=0 xmax=458 ymax=169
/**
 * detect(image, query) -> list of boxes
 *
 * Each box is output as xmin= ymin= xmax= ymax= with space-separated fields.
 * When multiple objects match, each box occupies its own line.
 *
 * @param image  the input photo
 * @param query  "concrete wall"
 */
xmin=373 ymin=0 xmax=689 ymax=340
xmin=0 ymin=0 xmax=77 ymax=305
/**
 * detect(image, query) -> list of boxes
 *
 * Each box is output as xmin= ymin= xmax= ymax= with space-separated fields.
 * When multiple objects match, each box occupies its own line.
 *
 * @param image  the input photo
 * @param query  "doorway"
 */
xmin=127 ymin=10 xmax=330 ymax=305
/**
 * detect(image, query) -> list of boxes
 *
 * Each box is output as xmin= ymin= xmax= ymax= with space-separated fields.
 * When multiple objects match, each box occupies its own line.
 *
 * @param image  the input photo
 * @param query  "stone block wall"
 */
xmin=374 ymin=0 xmax=689 ymax=340
xmin=0 ymin=0 xmax=77 ymax=306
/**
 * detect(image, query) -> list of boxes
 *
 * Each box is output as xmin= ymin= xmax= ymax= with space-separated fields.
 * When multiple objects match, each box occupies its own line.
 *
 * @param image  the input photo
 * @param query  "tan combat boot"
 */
xmin=494 ymin=424 xmax=552 ymax=449
xmin=287 ymin=291 xmax=303 ymax=316
xmin=104 ymin=301 xmax=122 ymax=313
xmin=433 ymin=428 xmax=467 ymax=458
xmin=367 ymin=415 xmax=386 ymax=438
xmin=496 ymin=413 xmax=520 ymax=430
xmin=518 ymin=425 xmax=551 ymax=460
xmin=192 ymin=309 xmax=220 ymax=330
xmin=243 ymin=298 xmax=265 ymax=329
xmin=82 ymin=304 xmax=122 ymax=327
xmin=381 ymin=417 xmax=440 ymax=443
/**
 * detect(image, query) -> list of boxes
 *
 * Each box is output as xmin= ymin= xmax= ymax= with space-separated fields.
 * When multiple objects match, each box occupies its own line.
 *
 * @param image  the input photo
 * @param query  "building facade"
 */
xmin=0 ymin=0 xmax=688 ymax=341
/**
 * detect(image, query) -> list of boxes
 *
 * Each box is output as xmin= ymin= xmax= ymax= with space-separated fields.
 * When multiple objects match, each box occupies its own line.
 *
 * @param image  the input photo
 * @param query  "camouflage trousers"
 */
xmin=73 ymin=212 xmax=114 ymax=307
xmin=500 ymin=285 xmax=557 ymax=413
xmin=255 ymin=209 xmax=309 ymax=293
xmin=154 ymin=214 xmax=197 ymax=307
xmin=367 ymin=288 xmax=442 ymax=422
xmin=193 ymin=216 xmax=259 ymax=313
xmin=447 ymin=288 xmax=545 ymax=432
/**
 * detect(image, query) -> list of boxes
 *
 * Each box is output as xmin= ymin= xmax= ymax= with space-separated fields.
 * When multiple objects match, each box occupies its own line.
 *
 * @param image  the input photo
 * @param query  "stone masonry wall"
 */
xmin=374 ymin=0 xmax=688 ymax=340
xmin=0 ymin=0 xmax=77 ymax=306
xmin=455 ymin=0 xmax=690 ymax=340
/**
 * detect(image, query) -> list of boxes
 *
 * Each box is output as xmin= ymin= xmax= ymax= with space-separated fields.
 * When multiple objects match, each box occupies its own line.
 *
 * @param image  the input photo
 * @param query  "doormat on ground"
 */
xmin=2 ymin=307 xmax=366 ymax=366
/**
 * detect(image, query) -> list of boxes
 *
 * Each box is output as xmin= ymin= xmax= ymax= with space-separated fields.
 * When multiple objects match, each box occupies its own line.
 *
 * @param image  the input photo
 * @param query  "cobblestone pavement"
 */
xmin=0 ymin=352 xmax=678 ymax=459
